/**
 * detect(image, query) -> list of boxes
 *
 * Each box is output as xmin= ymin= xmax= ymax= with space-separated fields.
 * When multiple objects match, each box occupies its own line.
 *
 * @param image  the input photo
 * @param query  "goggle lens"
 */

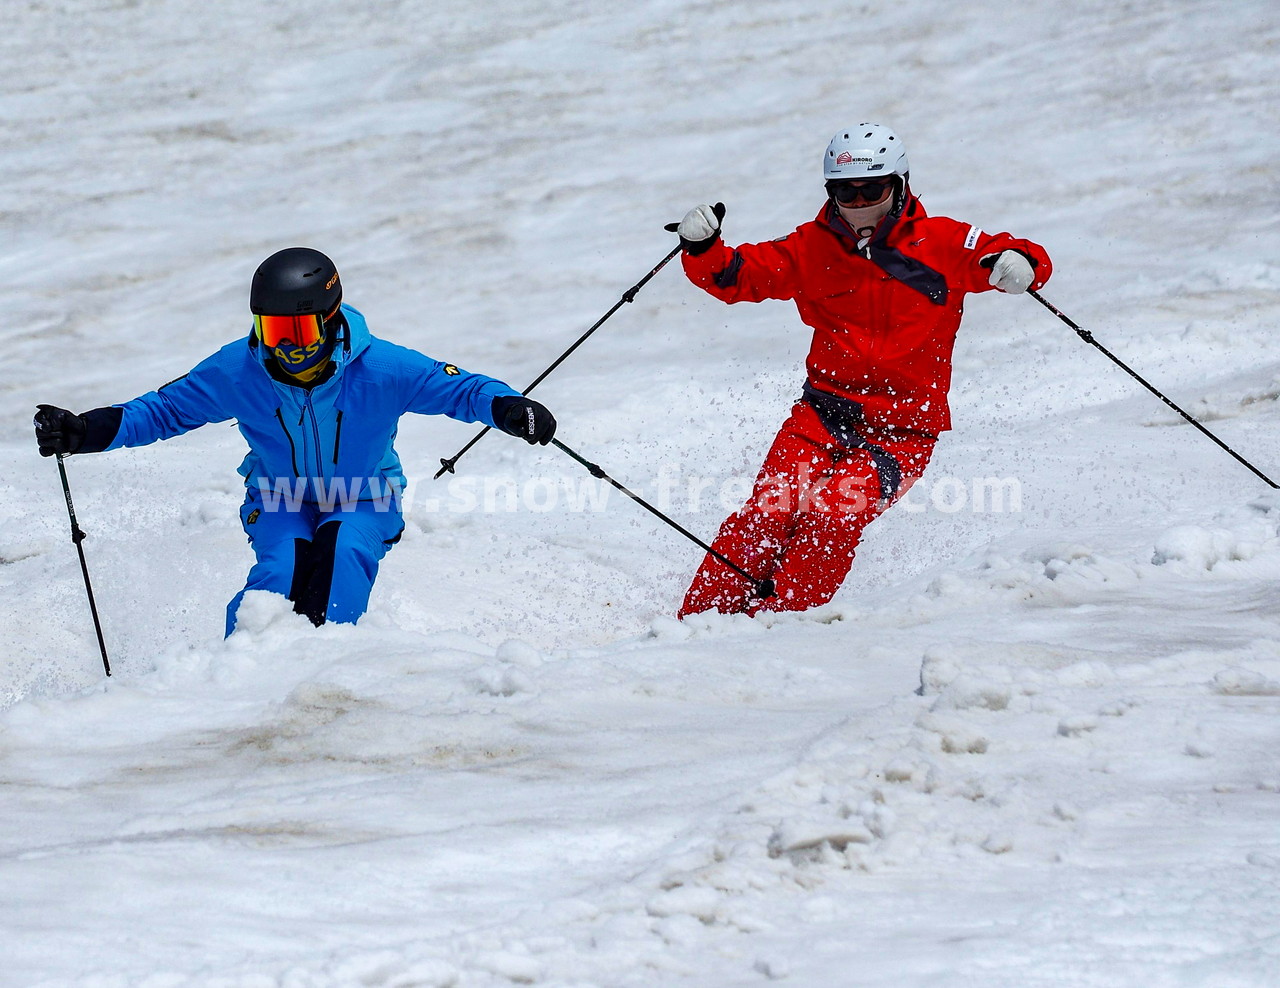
xmin=254 ymin=313 xmax=324 ymax=349
xmin=827 ymin=178 xmax=895 ymax=205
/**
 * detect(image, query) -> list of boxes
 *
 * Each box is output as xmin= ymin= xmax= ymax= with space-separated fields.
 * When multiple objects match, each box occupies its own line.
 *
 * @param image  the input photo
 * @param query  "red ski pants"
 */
xmin=679 ymin=400 xmax=935 ymax=617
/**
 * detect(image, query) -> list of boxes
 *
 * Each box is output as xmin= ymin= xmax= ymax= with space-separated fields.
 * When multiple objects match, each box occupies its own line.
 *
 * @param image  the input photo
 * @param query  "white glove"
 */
xmin=985 ymin=250 xmax=1035 ymax=294
xmin=666 ymin=202 xmax=726 ymax=255
xmin=678 ymin=204 xmax=721 ymax=242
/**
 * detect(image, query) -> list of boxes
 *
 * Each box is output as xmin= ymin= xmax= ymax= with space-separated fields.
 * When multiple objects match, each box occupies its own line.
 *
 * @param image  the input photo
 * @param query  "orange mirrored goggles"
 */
xmin=254 ymin=312 xmax=324 ymax=349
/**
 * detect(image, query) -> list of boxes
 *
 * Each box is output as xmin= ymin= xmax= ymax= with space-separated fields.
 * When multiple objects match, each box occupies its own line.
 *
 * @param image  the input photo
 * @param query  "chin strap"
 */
xmin=328 ymin=311 xmax=351 ymax=356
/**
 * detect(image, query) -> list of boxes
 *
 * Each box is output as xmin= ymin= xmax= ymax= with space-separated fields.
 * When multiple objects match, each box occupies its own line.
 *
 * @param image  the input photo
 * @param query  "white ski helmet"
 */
xmin=824 ymin=124 xmax=909 ymax=183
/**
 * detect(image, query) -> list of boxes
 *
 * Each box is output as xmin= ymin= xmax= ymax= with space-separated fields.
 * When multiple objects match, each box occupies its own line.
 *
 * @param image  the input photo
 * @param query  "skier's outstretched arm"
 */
xmin=397 ymin=345 xmax=557 ymax=446
xmin=34 ymin=354 xmax=233 ymax=456
xmin=670 ymin=203 xmax=803 ymax=304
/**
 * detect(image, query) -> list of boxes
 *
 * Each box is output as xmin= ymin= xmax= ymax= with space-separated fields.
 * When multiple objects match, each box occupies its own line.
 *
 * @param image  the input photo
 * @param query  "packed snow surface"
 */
xmin=2 ymin=1 xmax=1279 ymax=985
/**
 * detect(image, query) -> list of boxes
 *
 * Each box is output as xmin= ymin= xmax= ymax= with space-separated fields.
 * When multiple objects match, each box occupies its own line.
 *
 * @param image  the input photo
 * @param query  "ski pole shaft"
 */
xmin=551 ymin=438 xmax=776 ymax=600
xmin=436 ymin=244 xmax=683 ymax=479
xmin=1030 ymin=290 xmax=1278 ymax=490
xmin=55 ymin=454 xmax=111 ymax=676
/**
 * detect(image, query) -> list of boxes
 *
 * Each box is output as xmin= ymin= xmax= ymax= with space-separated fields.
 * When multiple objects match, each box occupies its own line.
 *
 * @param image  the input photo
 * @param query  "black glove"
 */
xmin=34 ymin=404 xmax=87 ymax=457
xmin=492 ymin=395 xmax=557 ymax=445
xmin=664 ymin=202 xmax=726 ymax=256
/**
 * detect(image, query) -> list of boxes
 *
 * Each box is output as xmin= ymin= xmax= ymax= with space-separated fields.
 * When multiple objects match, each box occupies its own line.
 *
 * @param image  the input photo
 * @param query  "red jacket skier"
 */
xmin=672 ymin=124 xmax=1052 ymax=617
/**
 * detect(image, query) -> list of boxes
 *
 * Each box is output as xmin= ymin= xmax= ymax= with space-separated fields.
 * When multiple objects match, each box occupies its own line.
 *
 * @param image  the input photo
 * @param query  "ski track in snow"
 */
xmin=2 ymin=0 xmax=1280 ymax=985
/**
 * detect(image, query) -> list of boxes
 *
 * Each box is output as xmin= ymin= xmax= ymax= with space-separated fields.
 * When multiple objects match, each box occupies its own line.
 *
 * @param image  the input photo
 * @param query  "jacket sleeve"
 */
xmin=104 ymin=354 xmax=233 ymax=451
xmin=948 ymin=224 xmax=1053 ymax=295
xmin=394 ymin=345 xmax=521 ymax=429
xmin=680 ymin=230 xmax=805 ymax=304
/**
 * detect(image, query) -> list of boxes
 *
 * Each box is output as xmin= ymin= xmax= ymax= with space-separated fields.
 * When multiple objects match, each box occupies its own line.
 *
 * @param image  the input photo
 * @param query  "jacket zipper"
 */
xmin=274 ymin=408 xmax=300 ymax=476
xmin=304 ymin=393 xmax=323 ymax=480
xmin=332 ymin=410 xmax=344 ymax=465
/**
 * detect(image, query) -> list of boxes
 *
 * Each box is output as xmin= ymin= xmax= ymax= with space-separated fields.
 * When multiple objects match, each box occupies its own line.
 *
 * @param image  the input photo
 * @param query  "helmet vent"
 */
xmin=249 ymin=247 xmax=341 ymax=316
xmin=824 ymin=124 xmax=908 ymax=183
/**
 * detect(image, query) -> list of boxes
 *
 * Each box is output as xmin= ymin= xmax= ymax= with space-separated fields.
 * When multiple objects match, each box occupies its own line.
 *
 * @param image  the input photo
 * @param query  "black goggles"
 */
xmin=826 ymin=177 xmax=895 ymax=205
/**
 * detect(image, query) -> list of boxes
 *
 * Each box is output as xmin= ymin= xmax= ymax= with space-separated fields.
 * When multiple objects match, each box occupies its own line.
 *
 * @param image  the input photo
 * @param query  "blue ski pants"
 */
xmin=225 ymin=486 xmax=405 ymax=636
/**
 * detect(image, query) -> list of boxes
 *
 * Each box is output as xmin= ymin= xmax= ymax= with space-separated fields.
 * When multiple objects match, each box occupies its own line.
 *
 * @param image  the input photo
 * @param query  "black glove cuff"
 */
xmin=491 ymin=395 xmax=525 ymax=437
xmin=980 ymin=249 xmax=1038 ymax=270
xmin=80 ymin=406 xmax=123 ymax=454
xmin=680 ymin=233 xmax=721 ymax=257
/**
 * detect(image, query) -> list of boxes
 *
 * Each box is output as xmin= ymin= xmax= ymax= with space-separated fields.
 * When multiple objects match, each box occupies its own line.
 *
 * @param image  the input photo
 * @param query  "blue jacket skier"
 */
xmin=34 ymin=247 xmax=556 ymax=635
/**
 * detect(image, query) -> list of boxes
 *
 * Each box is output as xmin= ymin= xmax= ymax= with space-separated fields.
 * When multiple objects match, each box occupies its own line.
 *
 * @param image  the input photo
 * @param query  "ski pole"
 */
xmin=435 ymin=244 xmax=683 ymax=479
xmin=1029 ymin=290 xmax=1278 ymax=489
xmin=54 ymin=454 xmax=111 ymax=676
xmin=551 ymin=438 xmax=776 ymax=600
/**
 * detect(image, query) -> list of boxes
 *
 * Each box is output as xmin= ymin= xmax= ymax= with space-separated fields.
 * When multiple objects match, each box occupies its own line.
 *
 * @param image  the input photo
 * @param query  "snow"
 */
xmin=3 ymin=0 xmax=1280 ymax=984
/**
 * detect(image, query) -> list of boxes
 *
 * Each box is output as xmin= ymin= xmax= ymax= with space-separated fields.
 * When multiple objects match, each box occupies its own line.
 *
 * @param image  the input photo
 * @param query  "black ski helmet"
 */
xmin=249 ymin=247 xmax=342 ymax=316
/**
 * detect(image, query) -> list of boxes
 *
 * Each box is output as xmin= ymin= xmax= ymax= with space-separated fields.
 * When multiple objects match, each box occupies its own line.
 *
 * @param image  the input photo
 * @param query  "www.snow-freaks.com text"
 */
xmin=251 ymin=468 xmax=1022 ymax=517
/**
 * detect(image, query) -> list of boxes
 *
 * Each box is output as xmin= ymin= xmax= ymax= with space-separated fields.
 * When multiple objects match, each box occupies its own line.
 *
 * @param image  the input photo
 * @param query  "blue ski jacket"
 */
xmin=104 ymin=305 xmax=520 ymax=500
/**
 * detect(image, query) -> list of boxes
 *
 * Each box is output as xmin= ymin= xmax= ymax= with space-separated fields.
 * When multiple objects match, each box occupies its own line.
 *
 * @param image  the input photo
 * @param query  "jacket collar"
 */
xmin=248 ymin=304 xmax=372 ymax=390
xmin=817 ymin=191 xmax=926 ymax=247
xmin=818 ymin=193 xmax=949 ymax=305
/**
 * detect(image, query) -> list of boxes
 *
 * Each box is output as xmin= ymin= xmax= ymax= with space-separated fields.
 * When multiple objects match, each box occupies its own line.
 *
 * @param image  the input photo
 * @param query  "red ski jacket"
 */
xmin=681 ymin=195 xmax=1052 ymax=435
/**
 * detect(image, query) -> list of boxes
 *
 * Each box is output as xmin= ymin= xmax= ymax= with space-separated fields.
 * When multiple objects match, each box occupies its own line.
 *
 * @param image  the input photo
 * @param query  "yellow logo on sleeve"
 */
xmin=443 ymin=364 xmax=460 ymax=376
